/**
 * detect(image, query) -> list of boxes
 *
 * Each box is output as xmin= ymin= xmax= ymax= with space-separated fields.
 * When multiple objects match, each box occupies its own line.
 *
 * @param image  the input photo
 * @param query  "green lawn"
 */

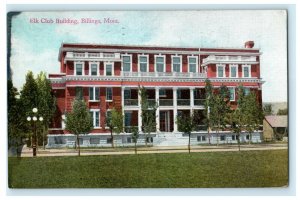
xmin=8 ymin=150 xmax=288 ymax=188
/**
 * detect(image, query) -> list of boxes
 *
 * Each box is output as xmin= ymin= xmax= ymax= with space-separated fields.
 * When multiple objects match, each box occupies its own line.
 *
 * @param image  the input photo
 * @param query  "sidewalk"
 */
xmin=19 ymin=143 xmax=288 ymax=157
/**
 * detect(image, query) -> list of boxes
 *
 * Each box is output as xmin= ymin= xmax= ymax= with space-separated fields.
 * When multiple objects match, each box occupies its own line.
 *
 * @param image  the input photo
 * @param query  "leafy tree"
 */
xmin=263 ymin=104 xmax=273 ymax=116
xmin=65 ymin=98 xmax=93 ymax=156
xmin=131 ymin=126 xmax=139 ymax=154
xmin=177 ymin=112 xmax=196 ymax=154
xmin=204 ymin=79 xmax=213 ymax=144
xmin=139 ymin=86 xmax=157 ymax=146
xmin=36 ymin=72 xmax=56 ymax=149
xmin=277 ymin=108 xmax=288 ymax=115
xmin=106 ymin=108 xmax=124 ymax=148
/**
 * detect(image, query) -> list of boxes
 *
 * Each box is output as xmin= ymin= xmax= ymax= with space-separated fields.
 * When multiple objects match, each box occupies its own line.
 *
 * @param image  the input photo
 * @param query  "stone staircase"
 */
xmin=153 ymin=132 xmax=189 ymax=146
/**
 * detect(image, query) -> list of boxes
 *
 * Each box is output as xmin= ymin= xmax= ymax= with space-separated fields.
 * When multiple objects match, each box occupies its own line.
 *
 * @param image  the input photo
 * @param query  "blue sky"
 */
xmin=10 ymin=10 xmax=287 ymax=102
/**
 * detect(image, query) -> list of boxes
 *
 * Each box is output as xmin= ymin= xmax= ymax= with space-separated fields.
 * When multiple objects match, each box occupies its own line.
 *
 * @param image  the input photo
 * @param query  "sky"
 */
xmin=10 ymin=10 xmax=287 ymax=103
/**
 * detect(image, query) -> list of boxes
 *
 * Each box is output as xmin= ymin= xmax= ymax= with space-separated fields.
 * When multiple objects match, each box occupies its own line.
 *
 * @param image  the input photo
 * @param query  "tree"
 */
xmin=277 ymin=108 xmax=288 ymax=115
xmin=204 ymin=79 xmax=213 ymax=144
xmin=131 ymin=126 xmax=139 ymax=154
xmin=36 ymin=72 xmax=56 ymax=149
xmin=106 ymin=108 xmax=124 ymax=148
xmin=177 ymin=112 xmax=196 ymax=154
xmin=263 ymin=104 xmax=273 ymax=116
xmin=65 ymin=98 xmax=93 ymax=156
xmin=139 ymin=86 xmax=157 ymax=146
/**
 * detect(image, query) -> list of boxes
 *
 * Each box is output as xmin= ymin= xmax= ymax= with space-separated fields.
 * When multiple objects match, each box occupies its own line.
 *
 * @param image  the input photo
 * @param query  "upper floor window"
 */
xmin=90 ymin=109 xmax=100 ymax=128
xmin=242 ymin=65 xmax=251 ymax=78
xmin=188 ymin=56 xmax=198 ymax=73
xmin=122 ymin=55 xmax=131 ymax=72
xmin=89 ymin=87 xmax=100 ymax=101
xmin=75 ymin=62 xmax=84 ymax=76
xmin=230 ymin=65 xmax=237 ymax=78
xmin=217 ymin=64 xmax=225 ymax=78
xmin=105 ymin=63 xmax=114 ymax=76
xmin=106 ymin=87 xmax=113 ymax=101
xmin=139 ymin=55 xmax=148 ymax=72
xmin=89 ymin=62 xmax=99 ymax=76
xmin=106 ymin=110 xmax=112 ymax=127
xmin=172 ymin=56 xmax=181 ymax=72
xmin=244 ymin=88 xmax=250 ymax=96
xmin=229 ymin=87 xmax=235 ymax=101
xmin=159 ymin=89 xmax=166 ymax=97
xmin=155 ymin=55 xmax=165 ymax=72
xmin=75 ymin=87 xmax=83 ymax=100
xmin=124 ymin=89 xmax=131 ymax=99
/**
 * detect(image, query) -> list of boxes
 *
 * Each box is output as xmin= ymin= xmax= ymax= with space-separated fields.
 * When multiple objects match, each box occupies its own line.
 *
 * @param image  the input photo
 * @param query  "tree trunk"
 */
xmin=77 ymin=135 xmax=80 ymax=156
xmin=42 ymin=126 xmax=45 ymax=150
xmin=188 ymin=133 xmax=191 ymax=154
xmin=111 ymin=130 xmax=114 ymax=148
xmin=238 ymin=133 xmax=241 ymax=151
xmin=135 ymin=142 xmax=137 ymax=154
xmin=145 ymin=134 xmax=148 ymax=147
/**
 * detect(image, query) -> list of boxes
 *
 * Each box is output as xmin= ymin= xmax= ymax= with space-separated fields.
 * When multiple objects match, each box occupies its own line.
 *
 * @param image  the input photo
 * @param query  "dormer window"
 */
xmin=242 ymin=65 xmax=251 ymax=78
xmin=172 ymin=56 xmax=181 ymax=72
xmin=122 ymin=55 xmax=131 ymax=72
xmin=155 ymin=55 xmax=165 ymax=72
xmin=188 ymin=56 xmax=198 ymax=73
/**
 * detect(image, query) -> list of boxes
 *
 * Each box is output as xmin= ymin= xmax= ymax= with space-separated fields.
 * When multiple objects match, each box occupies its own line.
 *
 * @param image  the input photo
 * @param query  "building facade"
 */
xmin=47 ymin=41 xmax=263 ymax=147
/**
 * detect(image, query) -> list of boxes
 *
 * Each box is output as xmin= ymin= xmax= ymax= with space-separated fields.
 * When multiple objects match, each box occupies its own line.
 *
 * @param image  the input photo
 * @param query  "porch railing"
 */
xmin=159 ymin=99 xmax=173 ymax=106
xmin=124 ymin=99 xmax=138 ymax=106
xmin=177 ymin=99 xmax=190 ymax=106
xmin=121 ymin=71 xmax=206 ymax=78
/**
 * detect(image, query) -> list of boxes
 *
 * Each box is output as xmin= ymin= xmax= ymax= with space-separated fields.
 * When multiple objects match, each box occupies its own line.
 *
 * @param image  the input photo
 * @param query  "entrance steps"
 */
xmin=153 ymin=132 xmax=189 ymax=146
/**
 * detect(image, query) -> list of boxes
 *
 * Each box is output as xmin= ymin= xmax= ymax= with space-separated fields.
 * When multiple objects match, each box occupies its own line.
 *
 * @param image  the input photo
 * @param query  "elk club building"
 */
xmin=47 ymin=41 xmax=263 ymax=147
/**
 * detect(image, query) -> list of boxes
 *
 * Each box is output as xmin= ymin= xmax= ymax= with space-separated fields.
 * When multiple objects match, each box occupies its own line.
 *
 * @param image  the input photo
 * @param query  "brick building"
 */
xmin=47 ymin=41 xmax=263 ymax=147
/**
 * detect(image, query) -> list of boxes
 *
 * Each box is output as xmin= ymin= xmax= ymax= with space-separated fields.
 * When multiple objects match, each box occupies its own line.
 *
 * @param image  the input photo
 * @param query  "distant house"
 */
xmin=263 ymin=115 xmax=288 ymax=141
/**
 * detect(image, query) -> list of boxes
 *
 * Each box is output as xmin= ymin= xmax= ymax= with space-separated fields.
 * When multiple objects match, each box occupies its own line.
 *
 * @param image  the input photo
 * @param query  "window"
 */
xmin=155 ymin=56 xmax=165 ymax=72
xmin=90 ymin=138 xmax=100 ymax=144
xmin=172 ymin=56 xmax=181 ymax=72
xmin=89 ymin=62 xmax=98 ymax=76
xmin=232 ymin=135 xmax=239 ymax=141
xmin=220 ymin=135 xmax=226 ymax=141
xmin=75 ymin=62 xmax=83 ymax=75
xmin=106 ymin=88 xmax=113 ymax=101
xmin=127 ymin=137 xmax=132 ymax=143
xmin=90 ymin=110 xmax=100 ymax=127
xmin=217 ymin=64 xmax=225 ymax=78
xmin=107 ymin=138 xmax=112 ymax=144
xmin=246 ymin=135 xmax=250 ymax=140
xmin=122 ymin=55 xmax=131 ymax=72
xmin=159 ymin=89 xmax=166 ymax=97
xmin=125 ymin=112 xmax=132 ymax=127
xmin=75 ymin=87 xmax=83 ymax=100
xmin=89 ymin=87 xmax=100 ymax=101
xmin=230 ymin=65 xmax=237 ymax=78
xmin=139 ymin=55 xmax=148 ymax=72
xmin=229 ymin=87 xmax=235 ymax=101
xmin=106 ymin=110 xmax=112 ymax=127
xmin=243 ymin=65 xmax=251 ymax=78
xmin=197 ymin=135 xmax=206 ymax=142
xmin=124 ymin=89 xmax=131 ymax=99
xmin=188 ymin=56 xmax=198 ymax=73
xmin=244 ymin=88 xmax=250 ymax=96
xmin=146 ymin=137 xmax=153 ymax=143
xmin=105 ymin=63 xmax=113 ymax=76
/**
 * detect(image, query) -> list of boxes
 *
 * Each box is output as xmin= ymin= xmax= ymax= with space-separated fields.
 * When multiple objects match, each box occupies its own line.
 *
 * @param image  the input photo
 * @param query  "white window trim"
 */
xmin=90 ymin=109 xmax=100 ymax=128
xmin=89 ymin=62 xmax=100 ymax=76
xmin=154 ymin=55 xmax=166 ymax=73
xmin=106 ymin=87 xmax=113 ymax=102
xmin=216 ymin=64 xmax=226 ymax=78
xmin=229 ymin=64 xmax=238 ymax=78
xmin=242 ymin=64 xmax=251 ymax=78
xmin=171 ymin=55 xmax=182 ymax=73
xmin=229 ymin=87 xmax=235 ymax=102
xmin=61 ymin=114 xmax=66 ymax=130
xmin=138 ymin=54 xmax=149 ymax=72
xmin=104 ymin=62 xmax=114 ymax=76
xmin=121 ymin=54 xmax=132 ymax=72
xmin=89 ymin=87 xmax=100 ymax=102
xmin=74 ymin=61 xmax=84 ymax=76
xmin=187 ymin=56 xmax=199 ymax=73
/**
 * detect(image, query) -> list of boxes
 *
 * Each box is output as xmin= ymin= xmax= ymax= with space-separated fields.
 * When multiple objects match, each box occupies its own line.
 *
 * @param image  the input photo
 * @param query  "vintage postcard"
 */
xmin=7 ymin=10 xmax=288 ymax=188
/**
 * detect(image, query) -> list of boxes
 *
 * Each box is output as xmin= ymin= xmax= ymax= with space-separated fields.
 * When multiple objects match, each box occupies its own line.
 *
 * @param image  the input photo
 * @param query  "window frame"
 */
xmin=89 ymin=87 xmax=100 ymax=101
xmin=216 ymin=64 xmax=226 ymax=78
xmin=187 ymin=56 xmax=198 ymax=73
xmin=90 ymin=109 xmax=100 ymax=128
xmin=229 ymin=87 xmax=235 ymax=102
xmin=138 ymin=54 xmax=149 ymax=72
xmin=75 ymin=87 xmax=83 ymax=100
xmin=104 ymin=62 xmax=114 ymax=76
xmin=74 ymin=62 xmax=84 ymax=76
xmin=171 ymin=55 xmax=182 ymax=73
xmin=242 ymin=64 xmax=251 ymax=78
xmin=229 ymin=64 xmax=238 ymax=78
xmin=155 ymin=55 xmax=166 ymax=73
xmin=220 ymin=135 xmax=226 ymax=141
xmin=106 ymin=87 xmax=113 ymax=102
xmin=122 ymin=54 xmax=132 ymax=72
xmin=89 ymin=62 xmax=99 ymax=76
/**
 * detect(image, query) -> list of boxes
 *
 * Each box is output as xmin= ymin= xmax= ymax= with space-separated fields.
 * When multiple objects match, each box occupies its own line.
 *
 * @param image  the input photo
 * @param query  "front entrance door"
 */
xmin=160 ymin=111 xmax=170 ymax=132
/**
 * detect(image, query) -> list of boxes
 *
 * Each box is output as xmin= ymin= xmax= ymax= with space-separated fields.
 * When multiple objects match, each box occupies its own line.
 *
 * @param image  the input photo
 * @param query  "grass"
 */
xmin=8 ymin=150 xmax=288 ymax=188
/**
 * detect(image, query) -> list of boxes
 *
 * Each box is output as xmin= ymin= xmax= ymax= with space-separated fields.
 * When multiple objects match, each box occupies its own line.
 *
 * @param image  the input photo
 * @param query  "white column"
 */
xmin=138 ymin=88 xmax=142 ymax=132
xmin=155 ymin=87 xmax=160 ymax=132
xmin=190 ymin=88 xmax=194 ymax=117
xmin=173 ymin=87 xmax=178 ymax=133
xmin=121 ymin=87 xmax=125 ymax=132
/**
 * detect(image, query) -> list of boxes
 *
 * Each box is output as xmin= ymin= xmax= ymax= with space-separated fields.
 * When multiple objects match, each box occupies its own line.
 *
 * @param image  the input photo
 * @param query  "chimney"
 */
xmin=245 ymin=41 xmax=254 ymax=48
